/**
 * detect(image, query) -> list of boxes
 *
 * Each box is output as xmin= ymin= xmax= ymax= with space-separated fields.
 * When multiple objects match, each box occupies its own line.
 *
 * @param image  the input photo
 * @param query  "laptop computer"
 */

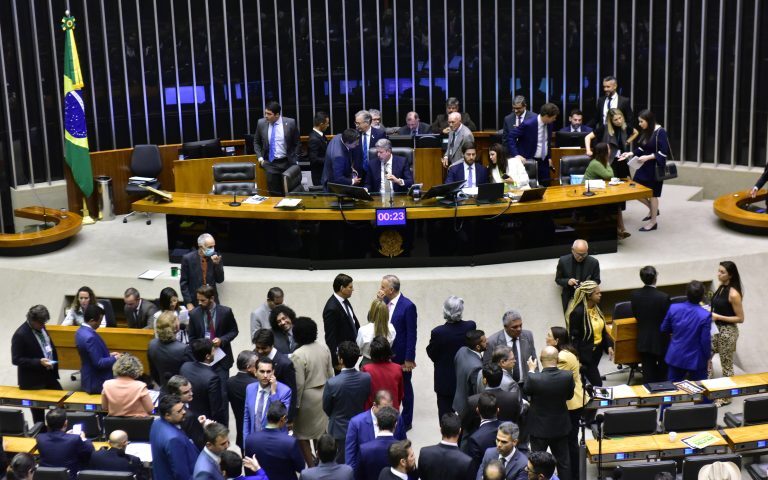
xmin=516 ymin=187 xmax=547 ymax=202
xmin=476 ymin=182 xmax=505 ymax=204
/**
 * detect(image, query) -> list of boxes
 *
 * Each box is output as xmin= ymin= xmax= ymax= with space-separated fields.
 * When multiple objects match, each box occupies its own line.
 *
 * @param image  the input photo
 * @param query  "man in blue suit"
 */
xmin=475 ymin=422 xmax=528 ymax=480
xmin=445 ymin=143 xmax=489 ymax=187
xmin=299 ymin=434 xmax=354 ymax=480
xmin=36 ymin=408 xmax=94 ymax=480
xmin=253 ymin=329 xmax=298 ymax=422
xmin=74 ymin=304 xmax=118 ymax=394
xmin=323 ymin=341 xmax=371 ymax=462
xmin=244 ymin=356 xmax=292 ymax=439
xmin=345 ymin=390 xmax=407 ymax=472
xmin=351 ymin=110 xmax=388 ymax=182
xmin=366 ymin=138 xmax=414 ymax=194
xmin=508 ymin=103 xmax=560 ymax=186
xmin=356 ymin=407 xmax=400 ymax=480
xmin=322 ymin=128 xmax=361 ymax=191
xmin=244 ymin=401 xmax=305 ymax=480
xmin=377 ymin=274 xmax=418 ymax=430
xmin=193 ymin=423 xmax=230 ymax=480
xmin=150 ymin=395 xmax=200 ymax=480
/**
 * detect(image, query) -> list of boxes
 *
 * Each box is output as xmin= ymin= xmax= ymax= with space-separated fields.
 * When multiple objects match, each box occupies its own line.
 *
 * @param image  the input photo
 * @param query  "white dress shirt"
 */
xmin=603 ymin=95 xmax=615 ymax=123
xmin=534 ymin=115 xmax=547 ymax=159
xmin=463 ymin=162 xmax=477 ymax=187
xmin=265 ymin=116 xmax=286 ymax=160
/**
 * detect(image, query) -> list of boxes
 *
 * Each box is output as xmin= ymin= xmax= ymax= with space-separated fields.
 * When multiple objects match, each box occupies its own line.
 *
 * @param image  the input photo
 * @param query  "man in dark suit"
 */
xmin=378 ymin=439 xmax=417 ymax=480
xmin=244 ymin=401 xmax=305 ymax=480
xmin=165 ymin=375 xmax=206 ymax=451
xmin=123 ymin=287 xmax=158 ymax=329
xmin=559 ymin=109 xmax=592 ymax=133
xmin=180 ymin=233 xmax=225 ymax=310
xmin=462 ymin=393 xmax=501 ymax=475
xmin=75 ymin=304 xmax=119 ymax=394
xmin=378 ymin=274 xmax=418 ymax=430
xmin=554 ymin=239 xmax=601 ymax=311
xmin=630 ymin=265 xmax=671 ymax=383
xmin=508 ymin=103 xmax=559 ymax=186
xmin=253 ymin=328 xmax=298 ymax=422
xmin=453 ymin=329 xmax=487 ymax=416
xmin=463 ymin=364 xmax=522 ymax=437
xmin=36 ymin=408 xmax=94 ymax=480
xmin=523 ymin=347 xmax=574 ymax=480
xmin=188 ymin=285 xmax=239 ymax=384
xmin=243 ymin=356 xmax=292 ymax=438
xmin=397 ymin=111 xmax=431 ymax=136
xmin=344 ymin=390 xmax=407 ymax=471
xmin=594 ymin=76 xmax=633 ymax=129
xmin=88 ymin=429 xmax=145 ymax=480
xmin=323 ymin=341 xmax=371 ymax=461
xmin=366 ymin=138 xmax=414 ymax=194
xmin=476 ymin=422 xmax=528 ymax=480
xmin=418 ymin=414 xmax=473 ymax=480
xmin=427 ymin=295 xmax=477 ymax=420
xmin=446 ymin=143 xmax=489 ymax=186
xmin=227 ymin=351 xmax=259 ymax=450
xmin=431 ymin=97 xmax=478 ymax=133
xmin=352 ymin=110 xmax=388 ymax=182
xmin=308 ymin=111 xmax=330 ymax=187
xmin=299 ymin=433 xmax=354 ymax=480
xmin=193 ymin=423 xmax=230 ymax=480
xmin=150 ymin=394 xmax=201 ymax=480
xmin=253 ymin=100 xmax=300 ymax=196
xmin=323 ymin=273 xmax=360 ymax=370
xmin=321 ymin=128 xmax=361 ymax=190
xmin=502 ymin=95 xmax=537 ymax=147
xmin=11 ymin=305 xmax=61 ymax=424
xmin=483 ymin=310 xmax=538 ymax=389
xmin=356 ymin=407 xmax=400 ymax=480
xmin=180 ymin=338 xmax=228 ymax=425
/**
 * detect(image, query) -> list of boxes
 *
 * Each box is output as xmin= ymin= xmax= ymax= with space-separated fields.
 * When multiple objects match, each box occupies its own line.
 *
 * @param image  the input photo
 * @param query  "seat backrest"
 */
xmin=0 ymin=407 xmax=26 ymax=435
xmin=130 ymin=145 xmax=162 ymax=178
xmin=367 ymin=147 xmax=416 ymax=172
xmin=77 ymin=471 xmax=136 ymax=480
xmin=66 ymin=411 xmax=102 ymax=439
xmin=523 ymin=160 xmax=539 ymax=188
xmin=243 ymin=133 xmax=256 ymax=155
xmin=612 ymin=301 xmax=634 ymax=320
xmin=602 ymin=407 xmax=658 ymax=437
xmin=743 ymin=395 xmax=768 ymax=425
xmin=616 ymin=460 xmax=676 ymax=480
xmin=103 ymin=416 xmax=155 ymax=442
xmin=670 ymin=295 xmax=687 ymax=304
xmin=212 ymin=162 xmax=256 ymax=182
xmin=282 ymin=164 xmax=304 ymax=194
xmin=34 ymin=467 xmax=70 ymax=480
xmin=560 ymin=154 xmax=591 ymax=184
xmin=663 ymin=403 xmax=717 ymax=432
xmin=97 ymin=299 xmax=116 ymax=328
xmin=681 ymin=454 xmax=741 ymax=480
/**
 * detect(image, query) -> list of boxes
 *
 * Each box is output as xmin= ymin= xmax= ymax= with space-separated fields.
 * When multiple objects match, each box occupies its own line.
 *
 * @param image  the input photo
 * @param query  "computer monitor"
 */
xmin=555 ymin=131 xmax=588 ymax=148
xmin=415 ymin=134 xmax=443 ymax=149
xmin=179 ymin=138 xmax=224 ymax=159
xmin=423 ymin=180 xmax=466 ymax=206
xmin=327 ymin=182 xmax=374 ymax=209
xmin=388 ymin=135 xmax=415 ymax=148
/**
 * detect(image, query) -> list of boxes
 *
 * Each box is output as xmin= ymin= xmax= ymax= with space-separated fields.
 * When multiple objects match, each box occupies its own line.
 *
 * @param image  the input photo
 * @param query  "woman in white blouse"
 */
xmin=357 ymin=299 xmax=396 ymax=367
xmin=488 ymin=143 xmax=531 ymax=191
xmin=62 ymin=286 xmax=105 ymax=327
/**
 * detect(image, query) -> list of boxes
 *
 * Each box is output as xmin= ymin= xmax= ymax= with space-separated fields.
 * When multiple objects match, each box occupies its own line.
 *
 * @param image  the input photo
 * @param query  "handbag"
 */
xmin=654 ymin=128 xmax=678 ymax=181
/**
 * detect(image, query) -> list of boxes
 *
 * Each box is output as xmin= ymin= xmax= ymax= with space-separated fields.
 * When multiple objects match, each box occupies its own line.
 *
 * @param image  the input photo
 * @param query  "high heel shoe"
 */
xmin=639 ymin=223 xmax=658 ymax=232
xmin=642 ymin=210 xmax=660 ymax=222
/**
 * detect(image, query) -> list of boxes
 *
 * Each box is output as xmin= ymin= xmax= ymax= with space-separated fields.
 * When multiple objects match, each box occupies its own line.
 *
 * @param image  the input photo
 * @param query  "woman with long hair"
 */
xmin=709 ymin=261 xmax=745 ymax=406
xmin=488 ymin=143 xmax=531 ymax=190
xmin=584 ymin=108 xmax=638 ymax=179
xmin=152 ymin=287 xmax=189 ymax=343
xmin=565 ymin=280 xmax=614 ymax=387
xmin=585 ymin=142 xmax=629 ymax=239
xmin=62 ymin=286 xmax=102 ymax=326
xmin=357 ymin=299 xmax=396 ymax=367
xmin=6 ymin=453 xmax=36 ymax=480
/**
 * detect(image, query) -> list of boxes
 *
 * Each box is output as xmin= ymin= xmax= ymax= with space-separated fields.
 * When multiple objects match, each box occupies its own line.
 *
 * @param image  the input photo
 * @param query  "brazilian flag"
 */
xmin=62 ymin=14 xmax=93 ymax=197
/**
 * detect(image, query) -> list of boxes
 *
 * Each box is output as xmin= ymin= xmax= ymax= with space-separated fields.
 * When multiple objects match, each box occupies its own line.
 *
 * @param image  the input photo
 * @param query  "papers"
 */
xmin=242 ymin=195 xmax=268 ymax=204
xmin=585 ymin=179 xmax=606 ymax=189
xmin=681 ymin=431 xmax=720 ymax=450
xmin=461 ymin=187 xmax=478 ymax=196
xmin=700 ymin=377 xmax=737 ymax=390
xmin=126 ymin=442 xmax=153 ymax=463
xmin=627 ymin=156 xmax=643 ymax=178
xmin=128 ymin=176 xmax=156 ymax=184
xmin=611 ymin=384 xmax=637 ymax=398
xmin=137 ymin=269 xmax=163 ymax=280
xmin=148 ymin=390 xmax=161 ymax=405
xmin=204 ymin=347 xmax=227 ymax=366
xmin=592 ymin=387 xmax=612 ymax=400
xmin=275 ymin=198 xmax=302 ymax=208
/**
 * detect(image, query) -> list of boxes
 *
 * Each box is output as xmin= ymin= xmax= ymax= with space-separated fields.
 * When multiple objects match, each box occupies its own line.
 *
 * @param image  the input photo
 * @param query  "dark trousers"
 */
xmin=25 ymin=380 xmax=62 ymax=425
xmin=401 ymin=370 xmax=413 ymax=429
xmin=667 ymin=364 xmax=707 ymax=382
xmin=580 ymin=345 xmax=604 ymax=387
xmin=640 ymin=352 xmax=668 ymax=383
xmin=531 ymin=434 xmax=571 ymax=480
xmin=212 ymin=364 xmax=230 ymax=426
xmin=263 ymin=158 xmax=291 ymax=196
xmin=436 ymin=393 xmax=454 ymax=421
xmin=567 ymin=409 xmax=583 ymax=480
xmin=334 ymin=437 xmax=346 ymax=463
xmin=534 ymin=157 xmax=551 ymax=186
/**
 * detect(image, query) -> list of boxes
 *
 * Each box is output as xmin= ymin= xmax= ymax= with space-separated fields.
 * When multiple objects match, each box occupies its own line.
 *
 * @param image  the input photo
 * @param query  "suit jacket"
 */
xmin=462 ymin=419 xmax=501 ymax=475
xmin=427 ymin=320 xmax=477 ymax=397
xmin=507 ymin=115 xmax=554 ymax=161
xmin=567 ymin=304 xmax=614 ymax=362
xmin=462 ymin=388 xmax=521 ymax=436
xmin=555 ymin=254 xmax=601 ymax=311
xmin=357 ymin=436 xmax=398 ymax=480
xmin=300 ymin=461 xmax=355 ymax=480
xmin=558 ymin=125 xmax=593 ymax=133
xmin=323 ymin=294 xmax=360 ymax=368
xmin=125 ymin=299 xmax=159 ymax=329
xmin=482 ymin=329 xmax=538 ymax=384
xmin=180 ymin=361 xmax=228 ymax=424
xmin=188 ymin=303 xmax=239 ymax=370
xmin=365 ymin=155 xmax=414 ymax=194
xmin=243 ymin=380 xmax=292 ymax=437
xmin=308 ymin=129 xmax=329 ymax=169
xmin=180 ymin=250 xmax=225 ymax=306
xmin=754 ymin=163 xmax=768 ymax=190
xmin=444 ymin=125 xmax=476 ymax=166
xmin=390 ymin=294 xmax=418 ymax=365
xmin=453 ymin=347 xmax=484 ymax=414
xmin=37 ymin=430 xmax=93 ymax=480
xmin=594 ymin=94 xmax=633 ymax=129
xmin=89 ymin=447 xmax=145 ymax=480
xmin=502 ymin=110 xmax=537 ymax=147
xmin=431 ymin=112 xmax=478 ymax=133
xmin=351 ymin=127 xmax=388 ymax=179
xmin=150 ymin=417 xmax=200 ymax=480
xmin=11 ymin=321 xmax=61 ymax=390
xmin=253 ymin=116 xmax=300 ymax=165
xmin=344 ymin=409 xmax=407 ymax=471
xmin=244 ymin=428 xmax=305 ymax=480
xmin=322 ymin=134 xmax=358 ymax=189
xmin=445 ymin=162 xmax=489 ymax=186
xmin=523 ymin=367 xmax=575 ymax=438
xmin=272 ymin=328 xmax=295 ymax=355
xmin=476 ymin=447 xmax=527 ymax=480
xmin=417 ymin=442 xmax=473 ymax=480
xmin=75 ymin=325 xmax=115 ymax=394
xmin=148 ymin=338 xmax=189 ymax=387
xmin=228 ymin=371 xmax=258 ymax=447
xmin=378 ymin=469 xmax=406 ymax=480
xmin=323 ymin=369 xmax=371 ymax=440
xmin=661 ymin=302 xmax=712 ymax=371
xmin=273 ymin=350 xmax=298 ymax=420
xmin=631 ymin=286 xmax=671 ymax=356
xmin=397 ymin=122 xmax=431 ymax=136
xmin=193 ymin=449 xmax=225 ymax=480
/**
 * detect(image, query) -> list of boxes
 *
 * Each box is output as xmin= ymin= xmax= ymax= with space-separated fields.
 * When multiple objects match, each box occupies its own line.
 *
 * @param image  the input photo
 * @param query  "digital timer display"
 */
xmin=376 ymin=208 xmax=407 ymax=227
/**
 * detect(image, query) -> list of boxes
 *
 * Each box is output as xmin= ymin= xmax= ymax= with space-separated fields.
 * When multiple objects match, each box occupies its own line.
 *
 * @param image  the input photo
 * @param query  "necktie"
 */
xmin=516 ymin=116 xmax=522 ymax=126
xmin=467 ymin=165 xmax=474 ymax=187
xmin=35 ymin=330 xmax=51 ymax=360
xmin=201 ymin=256 xmax=208 ymax=287
xmin=539 ymin=124 xmax=547 ymax=159
xmin=268 ymin=122 xmax=277 ymax=162
xmin=449 ymin=132 xmax=456 ymax=154
xmin=207 ymin=309 xmax=215 ymax=339
xmin=343 ymin=299 xmax=355 ymax=329
xmin=255 ymin=389 xmax=268 ymax=430
xmin=500 ymin=456 xmax=507 ymax=468
xmin=288 ymin=331 xmax=296 ymax=351
xmin=362 ymin=133 xmax=369 ymax=171
xmin=511 ymin=337 xmax=521 ymax=382
xmin=384 ymin=163 xmax=392 ymax=194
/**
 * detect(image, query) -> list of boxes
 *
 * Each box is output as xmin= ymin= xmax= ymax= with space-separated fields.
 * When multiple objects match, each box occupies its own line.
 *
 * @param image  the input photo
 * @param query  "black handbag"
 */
xmin=654 ymin=128 xmax=678 ymax=181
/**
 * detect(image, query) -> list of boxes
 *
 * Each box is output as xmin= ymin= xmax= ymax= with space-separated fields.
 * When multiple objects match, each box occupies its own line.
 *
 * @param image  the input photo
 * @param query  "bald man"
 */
xmin=524 ymin=347 xmax=574 ymax=480
xmin=555 ymin=239 xmax=601 ymax=312
xmin=88 ymin=430 xmax=145 ymax=479
xmin=442 ymin=112 xmax=475 ymax=167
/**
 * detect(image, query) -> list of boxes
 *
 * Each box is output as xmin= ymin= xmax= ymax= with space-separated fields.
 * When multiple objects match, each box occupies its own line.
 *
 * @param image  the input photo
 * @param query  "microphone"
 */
xmin=23 ymin=175 xmax=54 ymax=231
xmin=594 ymin=413 xmax=604 ymax=425
xmin=582 ymin=178 xmax=595 ymax=197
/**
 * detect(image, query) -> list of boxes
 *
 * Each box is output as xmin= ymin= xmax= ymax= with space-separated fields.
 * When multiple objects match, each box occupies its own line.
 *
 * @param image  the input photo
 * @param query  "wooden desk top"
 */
xmin=724 ymin=424 xmax=768 ymax=444
xmin=3 ymin=436 xmax=37 ymax=454
xmin=65 ymin=391 xmax=103 ymax=406
xmin=586 ymin=435 xmax=659 ymax=456
xmin=654 ymin=430 xmax=727 ymax=451
xmin=700 ymin=373 xmax=768 ymax=392
xmin=0 ymin=386 xmax=70 ymax=403
xmin=0 ymin=207 xmax=82 ymax=248
xmin=46 ymin=325 xmax=155 ymax=348
xmin=713 ymin=190 xmax=768 ymax=229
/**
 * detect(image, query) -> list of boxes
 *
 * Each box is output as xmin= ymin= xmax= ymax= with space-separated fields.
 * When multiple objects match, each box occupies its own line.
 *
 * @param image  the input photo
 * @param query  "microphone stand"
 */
xmin=579 ymin=368 xmax=591 ymax=480
xmin=582 ymin=179 xmax=595 ymax=197
xmin=595 ymin=413 xmax=605 ymax=480
xmin=229 ymin=190 xmax=241 ymax=207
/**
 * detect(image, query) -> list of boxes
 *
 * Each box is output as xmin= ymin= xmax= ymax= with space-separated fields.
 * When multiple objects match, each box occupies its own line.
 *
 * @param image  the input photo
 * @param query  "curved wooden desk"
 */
xmin=0 ymin=207 xmax=82 ymax=255
xmin=713 ymin=190 xmax=768 ymax=232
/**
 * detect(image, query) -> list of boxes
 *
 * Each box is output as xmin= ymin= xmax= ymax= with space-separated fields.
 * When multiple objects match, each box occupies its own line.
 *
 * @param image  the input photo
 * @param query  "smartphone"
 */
xmin=71 ymin=423 xmax=82 ymax=435
xmin=501 ymin=174 xmax=510 ymax=179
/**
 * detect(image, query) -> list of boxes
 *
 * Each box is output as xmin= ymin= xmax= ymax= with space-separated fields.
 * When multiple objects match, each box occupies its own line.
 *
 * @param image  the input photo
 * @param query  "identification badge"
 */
xmin=204 ymin=332 xmax=211 ymax=340
xmin=45 ymin=345 xmax=53 ymax=354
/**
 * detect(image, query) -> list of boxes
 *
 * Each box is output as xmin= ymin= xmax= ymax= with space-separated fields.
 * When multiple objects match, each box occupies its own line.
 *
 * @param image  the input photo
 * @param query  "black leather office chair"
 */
xmin=97 ymin=299 xmax=116 ymax=328
xmin=523 ymin=159 xmax=539 ymax=188
xmin=66 ymin=411 xmax=102 ymax=440
xmin=77 ymin=471 xmax=136 ymax=479
xmin=681 ymin=454 xmax=741 ymax=480
xmin=0 ymin=407 xmax=44 ymax=437
xmin=282 ymin=165 xmax=305 ymax=195
xmin=212 ymin=162 xmax=257 ymax=196
xmin=33 ymin=467 xmax=70 ymax=480
xmin=367 ymin=147 xmax=415 ymax=172
xmin=559 ymin=154 xmax=591 ymax=184
xmin=243 ymin=133 xmax=256 ymax=155
xmin=124 ymin=145 xmax=162 ymax=225
xmin=611 ymin=460 xmax=676 ymax=480
xmin=103 ymin=417 xmax=155 ymax=442
xmin=612 ymin=301 xmax=634 ymax=320
xmin=724 ymin=395 xmax=768 ymax=427
xmin=592 ymin=407 xmax=658 ymax=439
xmin=662 ymin=403 xmax=717 ymax=432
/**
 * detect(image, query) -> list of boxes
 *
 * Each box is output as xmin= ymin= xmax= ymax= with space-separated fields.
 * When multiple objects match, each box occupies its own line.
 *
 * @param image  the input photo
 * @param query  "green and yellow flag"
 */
xmin=62 ymin=13 xmax=93 ymax=197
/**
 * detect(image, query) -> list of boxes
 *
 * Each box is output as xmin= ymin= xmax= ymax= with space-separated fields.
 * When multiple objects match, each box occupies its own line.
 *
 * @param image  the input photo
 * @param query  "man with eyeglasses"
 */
xmin=554 ymin=239 xmax=601 ymax=312
xmin=150 ymin=394 xmax=199 ymax=480
xmin=525 ymin=451 xmax=558 ymax=480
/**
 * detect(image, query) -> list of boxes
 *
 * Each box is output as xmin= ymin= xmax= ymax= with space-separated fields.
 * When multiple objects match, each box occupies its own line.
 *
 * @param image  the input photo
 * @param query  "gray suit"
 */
xmin=444 ymin=124 xmax=475 ymax=166
xmin=322 ymin=369 xmax=371 ymax=441
xmin=252 ymin=116 xmax=300 ymax=195
xmin=482 ymin=329 xmax=538 ymax=384
xmin=452 ymin=347 xmax=484 ymax=415
xmin=125 ymin=299 xmax=158 ymax=329
xmin=250 ymin=302 xmax=271 ymax=337
xmin=299 ymin=461 xmax=354 ymax=480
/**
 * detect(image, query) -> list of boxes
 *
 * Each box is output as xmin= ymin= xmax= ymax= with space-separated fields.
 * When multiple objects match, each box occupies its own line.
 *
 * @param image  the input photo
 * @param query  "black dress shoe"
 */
xmin=639 ymin=223 xmax=658 ymax=232
xmin=642 ymin=210 xmax=660 ymax=221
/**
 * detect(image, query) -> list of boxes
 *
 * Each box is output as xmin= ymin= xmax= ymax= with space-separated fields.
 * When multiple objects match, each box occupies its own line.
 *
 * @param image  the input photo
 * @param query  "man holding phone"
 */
xmin=243 ymin=357 xmax=292 ymax=439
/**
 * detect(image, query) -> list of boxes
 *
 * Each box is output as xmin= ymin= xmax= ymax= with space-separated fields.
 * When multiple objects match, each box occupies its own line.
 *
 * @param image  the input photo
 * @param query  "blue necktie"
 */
xmin=362 ymin=133 xmax=369 ymax=171
xmin=467 ymin=165 xmax=474 ymax=187
xmin=268 ymin=122 xmax=276 ymax=162
xmin=255 ymin=390 xmax=268 ymax=431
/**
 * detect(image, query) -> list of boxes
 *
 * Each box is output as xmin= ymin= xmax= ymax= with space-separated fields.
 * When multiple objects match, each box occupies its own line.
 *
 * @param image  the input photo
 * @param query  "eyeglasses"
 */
xmin=572 ymin=250 xmax=588 ymax=258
